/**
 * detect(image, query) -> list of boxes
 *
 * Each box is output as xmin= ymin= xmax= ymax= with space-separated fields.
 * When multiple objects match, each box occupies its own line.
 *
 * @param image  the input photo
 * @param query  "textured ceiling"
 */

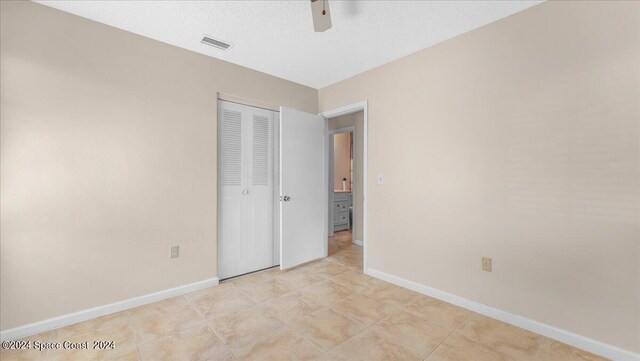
xmin=36 ymin=1 xmax=542 ymax=89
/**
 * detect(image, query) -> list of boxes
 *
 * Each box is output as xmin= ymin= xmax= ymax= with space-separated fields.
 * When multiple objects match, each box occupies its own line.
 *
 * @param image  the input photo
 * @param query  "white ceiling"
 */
xmin=37 ymin=1 xmax=542 ymax=89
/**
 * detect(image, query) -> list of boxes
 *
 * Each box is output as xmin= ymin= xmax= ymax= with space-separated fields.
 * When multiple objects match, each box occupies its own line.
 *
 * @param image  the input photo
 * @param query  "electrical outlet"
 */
xmin=171 ymin=246 xmax=180 ymax=258
xmin=482 ymin=257 xmax=492 ymax=272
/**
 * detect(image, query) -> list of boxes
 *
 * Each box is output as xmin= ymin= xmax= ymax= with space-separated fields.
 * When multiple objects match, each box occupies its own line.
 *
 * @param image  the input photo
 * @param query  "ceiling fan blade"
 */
xmin=310 ymin=0 xmax=332 ymax=32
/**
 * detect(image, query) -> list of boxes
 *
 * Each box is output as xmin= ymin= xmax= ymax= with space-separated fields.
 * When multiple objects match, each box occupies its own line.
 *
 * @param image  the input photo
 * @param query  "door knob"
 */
xmin=282 ymin=195 xmax=291 ymax=202
xmin=242 ymin=189 xmax=249 ymax=194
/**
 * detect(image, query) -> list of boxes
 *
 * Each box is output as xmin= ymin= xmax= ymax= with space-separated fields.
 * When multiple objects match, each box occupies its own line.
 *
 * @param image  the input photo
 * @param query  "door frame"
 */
xmin=327 ymin=126 xmax=356 ymax=238
xmin=320 ymin=100 xmax=368 ymax=274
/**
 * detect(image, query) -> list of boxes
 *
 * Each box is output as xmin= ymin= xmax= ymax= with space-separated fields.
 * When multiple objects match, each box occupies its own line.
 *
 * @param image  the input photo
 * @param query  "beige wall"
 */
xmin=333 ymin=133 xmax=352 ymax=191
xmin=0 ymin=1 xmax=317 ymax=331
xmin=329 ymin=112 xmax=364 ymax=242
xmin=319 ymin=1 xmax=639 ymax=353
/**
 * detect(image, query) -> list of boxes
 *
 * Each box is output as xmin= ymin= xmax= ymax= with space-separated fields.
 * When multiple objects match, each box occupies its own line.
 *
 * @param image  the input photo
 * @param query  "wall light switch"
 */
xmin=171 ymin=246 xmax=180 ymax=258
xmin=377 ymin=173 xmax=384 ymax=185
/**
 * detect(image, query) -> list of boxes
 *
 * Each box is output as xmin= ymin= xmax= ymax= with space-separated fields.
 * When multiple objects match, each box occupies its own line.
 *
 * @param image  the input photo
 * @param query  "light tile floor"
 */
xmin=2 ymin=230 xmax=608 ymax=360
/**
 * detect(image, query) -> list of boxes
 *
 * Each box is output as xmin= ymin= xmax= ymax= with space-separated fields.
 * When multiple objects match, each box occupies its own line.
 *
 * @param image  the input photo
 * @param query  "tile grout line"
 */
xmin=282 ymin=323 xmax=326 ymax=354
xmin=409 ymin=299 xmax=470 ymax=361
xmin=129 ymin=296 xmax=201 ymax=351
xmin=281 ymin=323 xmax=325 ymax=356
xmin=254 ymin=268 xmax=360 ymax=355
xmin=422 ymin=329 xmax=456 ymax=361
xmin=349 ymin=299 xmax=446 ymax=359
xmin=301 ymin=270 xmax=405 ymax=355
xmin=531 ymin=336 xmax=547 ymax=361
xmin=133 ymin=295 xmax=231 ymax=359
xmin=123 ymin=311 xmax=143 ymax=361
xmin=182 ymin=293 xmax=235 ymax=359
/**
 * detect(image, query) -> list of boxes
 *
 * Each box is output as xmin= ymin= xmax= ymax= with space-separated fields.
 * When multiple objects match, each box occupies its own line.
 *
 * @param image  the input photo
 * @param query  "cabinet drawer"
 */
xmin=334 ymin=211 xmax=349 ymax=224
xmin=335 ymin=201 xmax=348 ymax=211
xmin=334 ymin=223 xmax=349 ymax=231
xmin=334 ymin=192 xmax=349 ymax=202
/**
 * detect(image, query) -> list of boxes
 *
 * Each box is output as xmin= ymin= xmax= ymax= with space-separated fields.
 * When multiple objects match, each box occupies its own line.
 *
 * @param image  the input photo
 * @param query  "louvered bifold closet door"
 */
xmin=219 ymin=103 xmax=245 ymax=279
xmin=218 ymin=100 xmax=276 ymax=279
xmin=246 ymin=111 xmax=275 ymax=272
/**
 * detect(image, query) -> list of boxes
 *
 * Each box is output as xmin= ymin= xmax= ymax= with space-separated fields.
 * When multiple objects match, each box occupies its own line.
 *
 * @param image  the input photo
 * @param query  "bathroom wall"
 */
xmin=333 ymin=132 xmax=352 ymax=191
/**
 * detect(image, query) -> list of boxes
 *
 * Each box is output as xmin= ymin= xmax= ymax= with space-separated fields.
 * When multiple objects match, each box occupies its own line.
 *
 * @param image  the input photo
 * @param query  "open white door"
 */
xmin=279 ymin=107 xmax=326 ymax=270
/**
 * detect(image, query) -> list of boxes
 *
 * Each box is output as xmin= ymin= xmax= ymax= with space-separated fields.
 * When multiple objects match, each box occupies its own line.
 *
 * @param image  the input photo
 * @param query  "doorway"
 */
xmin=326 ymin=110 xmax=365 ymax=272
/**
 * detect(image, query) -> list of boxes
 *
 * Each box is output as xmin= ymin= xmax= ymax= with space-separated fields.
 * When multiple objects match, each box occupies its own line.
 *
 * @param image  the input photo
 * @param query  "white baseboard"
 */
xmin=0 ymin=277 xmax=219 ymax=342
xmin=366 ymin=268 xmax=638 ymax=361
xmin=352 ymin=239 xmax=363 ymax=246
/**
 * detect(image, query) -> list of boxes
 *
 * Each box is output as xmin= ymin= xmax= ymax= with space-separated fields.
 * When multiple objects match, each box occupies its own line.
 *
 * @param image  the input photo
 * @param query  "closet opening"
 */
xmin=217 ymin=100 xmax=280 ymax=280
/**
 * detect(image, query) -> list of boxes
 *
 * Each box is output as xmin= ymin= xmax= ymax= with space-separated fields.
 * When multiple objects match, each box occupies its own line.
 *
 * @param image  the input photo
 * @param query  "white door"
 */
xmin=218 ymin=100 xmax=277 ymax=279
xmin=279 ymin=107 xmax=326 ymax=270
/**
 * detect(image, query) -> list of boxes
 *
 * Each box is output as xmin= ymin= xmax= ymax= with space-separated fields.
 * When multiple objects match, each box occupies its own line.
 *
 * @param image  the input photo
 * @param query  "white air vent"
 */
xmin=201 ymin=36 xmax=232 ymax=50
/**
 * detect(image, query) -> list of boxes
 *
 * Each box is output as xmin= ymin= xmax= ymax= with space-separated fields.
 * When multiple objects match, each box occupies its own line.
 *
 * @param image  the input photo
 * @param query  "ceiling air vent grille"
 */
xmin=201 ymin=36 xmax=231 ymax=50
